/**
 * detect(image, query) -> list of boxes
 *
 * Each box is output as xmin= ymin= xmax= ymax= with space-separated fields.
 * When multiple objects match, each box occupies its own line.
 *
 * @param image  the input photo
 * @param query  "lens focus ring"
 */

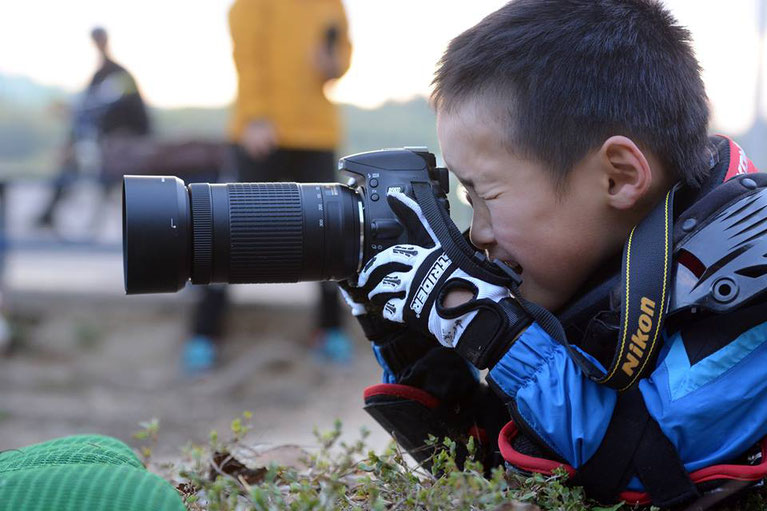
xmin=228 ymin=183 xmax=304 ymax=282
xmin=190 ymin=184 xmax=214 ymax=284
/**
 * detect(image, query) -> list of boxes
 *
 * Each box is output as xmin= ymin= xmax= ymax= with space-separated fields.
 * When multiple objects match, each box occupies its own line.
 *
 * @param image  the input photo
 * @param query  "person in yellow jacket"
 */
xmin=183 ymin=0 xmax=354 ymax=372
xmin=229 ymin=0 xmax=352 ymax=156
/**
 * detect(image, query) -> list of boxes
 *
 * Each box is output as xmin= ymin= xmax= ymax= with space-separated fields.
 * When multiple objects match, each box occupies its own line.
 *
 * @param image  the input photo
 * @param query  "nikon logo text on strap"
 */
xmin=597 ymin=186 xmax=676 ymax=391
xmin=622 ymin=297 xmax=656 ymax=377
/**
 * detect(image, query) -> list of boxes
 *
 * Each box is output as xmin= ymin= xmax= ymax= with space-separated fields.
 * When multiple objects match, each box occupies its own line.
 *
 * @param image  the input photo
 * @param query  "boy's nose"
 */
xmin=469 ymin=218 xmax=494 ymax=251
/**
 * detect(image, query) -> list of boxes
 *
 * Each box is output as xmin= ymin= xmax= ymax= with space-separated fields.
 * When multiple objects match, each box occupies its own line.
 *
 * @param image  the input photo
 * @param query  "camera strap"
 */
xmin=595 ymin=184 xmax=677 ymax=390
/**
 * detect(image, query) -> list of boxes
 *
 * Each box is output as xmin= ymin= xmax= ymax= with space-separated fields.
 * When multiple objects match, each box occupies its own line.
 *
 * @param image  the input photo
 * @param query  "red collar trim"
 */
xmin=717 ymin=134 xmax=759 ymax=182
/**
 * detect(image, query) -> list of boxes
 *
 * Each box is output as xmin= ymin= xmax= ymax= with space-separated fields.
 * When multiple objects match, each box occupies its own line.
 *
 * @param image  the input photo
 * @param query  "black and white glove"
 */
xmin=354 ymin=190 xmax=533 ymax=370
xmin=339 ymin=275 xmax=438 ymax=381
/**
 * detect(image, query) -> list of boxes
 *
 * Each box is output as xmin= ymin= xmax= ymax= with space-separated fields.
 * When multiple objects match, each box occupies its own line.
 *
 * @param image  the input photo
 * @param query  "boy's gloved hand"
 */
xmin=342 ymin=280 xmax=508 ymax=474
xmin=338 ymin=278 xmax=437 ymax=381
xmin=363 ymin=348 xmax=508 ymax=474
xmin=338 ymin=279 xmax=407 ymax=344
xmin=355 ymin=190 xmax=532 ymax=369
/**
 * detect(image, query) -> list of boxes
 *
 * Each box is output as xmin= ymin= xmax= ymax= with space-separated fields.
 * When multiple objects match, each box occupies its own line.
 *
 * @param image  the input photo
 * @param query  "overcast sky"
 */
xmin=0 ymin=0 xmax=764 ymax=134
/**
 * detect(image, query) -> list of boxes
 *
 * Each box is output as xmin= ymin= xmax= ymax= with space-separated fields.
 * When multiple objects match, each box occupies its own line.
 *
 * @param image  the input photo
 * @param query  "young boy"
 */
xmin=343 ymin=0 xmax=767 ymax=507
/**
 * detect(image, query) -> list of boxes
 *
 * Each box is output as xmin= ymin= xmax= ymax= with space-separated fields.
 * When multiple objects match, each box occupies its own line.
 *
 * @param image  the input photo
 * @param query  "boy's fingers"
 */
xmin=386 ymin=189 xmax=423 ymax=214
xmin=357 ymin=245 xmax=419 ymax=287
xmin=386 ymin=191 xmax=438 ymax=248
xmin=357 ymin=260 xmax=411 ymax=290
xmin=369 ymin=289 xmax=405 ymax=309
xmin=338 ymin=286 xmax=366 ymax=316
xmin=367 ymin=271 xmax=409 ymax=301
xmin=382 ymin=297 xmax=406 ymax=323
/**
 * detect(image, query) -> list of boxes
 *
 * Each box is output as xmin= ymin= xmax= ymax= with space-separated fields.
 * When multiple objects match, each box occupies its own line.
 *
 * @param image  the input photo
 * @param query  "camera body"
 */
xmin=122 ymin=147 xmax=450 ymax=294
xmin=339 ymin=147 xmax=450 ymax=271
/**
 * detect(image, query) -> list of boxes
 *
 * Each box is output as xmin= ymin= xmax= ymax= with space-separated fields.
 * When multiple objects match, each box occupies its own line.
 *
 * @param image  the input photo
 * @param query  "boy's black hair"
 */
xmin=432 ymin=0 xmax=710 ymax=187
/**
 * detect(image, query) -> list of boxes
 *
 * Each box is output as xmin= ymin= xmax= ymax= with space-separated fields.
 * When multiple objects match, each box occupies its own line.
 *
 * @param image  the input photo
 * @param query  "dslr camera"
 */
xmin=123 ymin=147 xmax=450 ymax=293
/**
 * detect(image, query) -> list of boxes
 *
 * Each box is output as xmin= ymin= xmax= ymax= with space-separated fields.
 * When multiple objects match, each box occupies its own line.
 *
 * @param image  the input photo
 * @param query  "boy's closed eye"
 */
xmin=460 ymin=185 xmax=499 ymax=206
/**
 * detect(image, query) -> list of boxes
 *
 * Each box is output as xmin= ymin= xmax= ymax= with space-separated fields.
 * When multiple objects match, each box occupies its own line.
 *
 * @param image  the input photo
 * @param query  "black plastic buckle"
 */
xmin=491 ymin=259 xmax=524 ymax=289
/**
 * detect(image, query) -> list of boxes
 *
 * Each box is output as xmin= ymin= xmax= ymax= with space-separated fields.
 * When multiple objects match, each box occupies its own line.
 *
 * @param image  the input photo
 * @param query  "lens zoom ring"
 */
xmin=190 ymin=185 xmax=213 ymax=283
xmin=228 ymin=183 xmax=304 ymax=282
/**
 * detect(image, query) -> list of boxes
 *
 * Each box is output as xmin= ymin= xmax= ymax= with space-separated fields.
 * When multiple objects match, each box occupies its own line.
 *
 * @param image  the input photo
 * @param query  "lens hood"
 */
xmin=123 ymin=176 xmax=191 ymax=294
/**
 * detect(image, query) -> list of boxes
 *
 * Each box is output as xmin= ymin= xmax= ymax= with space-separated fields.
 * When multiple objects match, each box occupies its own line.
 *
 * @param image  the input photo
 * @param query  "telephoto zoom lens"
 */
xmin=123 ymin=176 xmax=363 ymax=294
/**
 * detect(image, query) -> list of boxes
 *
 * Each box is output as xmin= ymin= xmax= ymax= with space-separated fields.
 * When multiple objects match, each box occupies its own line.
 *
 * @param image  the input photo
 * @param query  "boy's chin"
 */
xmin=517 ymin=281 xmax=570 ymax=313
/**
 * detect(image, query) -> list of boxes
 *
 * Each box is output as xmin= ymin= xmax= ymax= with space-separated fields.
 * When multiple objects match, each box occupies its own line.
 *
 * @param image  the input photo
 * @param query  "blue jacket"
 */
xmin=488 ymin=136 xmax=767 ymax=491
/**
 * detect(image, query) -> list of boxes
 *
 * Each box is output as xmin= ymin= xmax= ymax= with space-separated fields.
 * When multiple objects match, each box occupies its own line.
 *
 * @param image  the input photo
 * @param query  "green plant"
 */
xmin=133 ymin=417 xmax=160 ymax=465
xmin=135 ymin=414 xmax=766 ymax=511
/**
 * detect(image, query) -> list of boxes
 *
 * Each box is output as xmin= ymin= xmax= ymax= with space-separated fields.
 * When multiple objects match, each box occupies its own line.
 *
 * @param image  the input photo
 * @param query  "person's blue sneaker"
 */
xmin=313 ymin=328 xmax=353 ymax=364
xmin=182 ymin=335 xmax=217 ymax=375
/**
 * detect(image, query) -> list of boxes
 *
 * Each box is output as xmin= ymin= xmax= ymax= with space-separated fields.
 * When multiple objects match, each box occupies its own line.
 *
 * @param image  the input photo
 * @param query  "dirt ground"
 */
xmin=0 ymin=290 xmax=392 ymax=458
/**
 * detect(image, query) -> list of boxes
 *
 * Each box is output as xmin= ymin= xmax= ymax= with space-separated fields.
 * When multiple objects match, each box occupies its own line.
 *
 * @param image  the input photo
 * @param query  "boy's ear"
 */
xmin=599 ymin=136 xmax=653 ymax=210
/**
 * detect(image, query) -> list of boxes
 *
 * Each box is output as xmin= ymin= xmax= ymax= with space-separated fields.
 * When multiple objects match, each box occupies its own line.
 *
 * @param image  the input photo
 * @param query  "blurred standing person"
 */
xmin=37 ymin=27 xmax=150 ymax=231
xmin=182 ymin=0 xmax=353 ymax=373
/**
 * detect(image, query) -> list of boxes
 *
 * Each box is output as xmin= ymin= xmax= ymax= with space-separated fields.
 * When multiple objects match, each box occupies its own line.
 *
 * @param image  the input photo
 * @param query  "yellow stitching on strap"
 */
xmin=602 ymin=226 xmax=635 ymax=383
xmin=619 ymin=189 xmax=672 ymax=391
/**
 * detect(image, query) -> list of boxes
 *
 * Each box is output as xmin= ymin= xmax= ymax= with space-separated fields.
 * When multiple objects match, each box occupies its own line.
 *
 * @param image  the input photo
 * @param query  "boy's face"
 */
xmin=437 ymin=101 xmax=622 ymax=311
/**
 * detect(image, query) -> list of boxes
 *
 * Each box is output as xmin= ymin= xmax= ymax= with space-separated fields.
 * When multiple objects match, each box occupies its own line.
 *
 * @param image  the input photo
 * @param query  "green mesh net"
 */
xmin=0 ymin=435 xmax=185 ymax=511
